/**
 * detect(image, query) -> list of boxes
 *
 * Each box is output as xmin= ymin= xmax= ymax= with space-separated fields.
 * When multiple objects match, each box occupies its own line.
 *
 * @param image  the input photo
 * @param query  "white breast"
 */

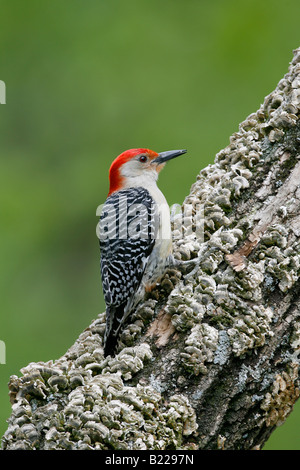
xmin=120 ymin=168 xmax=173 ymax=285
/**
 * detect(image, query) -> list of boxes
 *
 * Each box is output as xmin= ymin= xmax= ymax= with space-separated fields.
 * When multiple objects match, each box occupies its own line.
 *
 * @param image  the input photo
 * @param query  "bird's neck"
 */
xmin=123 ymin=174 xmax=167 ymax=206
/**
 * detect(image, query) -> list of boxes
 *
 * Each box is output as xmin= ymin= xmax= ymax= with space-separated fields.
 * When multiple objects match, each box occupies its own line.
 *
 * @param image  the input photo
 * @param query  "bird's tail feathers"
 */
xmin=104 ymin=303 xmax=128 ymax=357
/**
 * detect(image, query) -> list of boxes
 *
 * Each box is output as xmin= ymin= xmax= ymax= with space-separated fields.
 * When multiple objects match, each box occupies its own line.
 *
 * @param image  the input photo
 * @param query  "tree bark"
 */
xmin=2 ymin=48 xmax=300 ymax=451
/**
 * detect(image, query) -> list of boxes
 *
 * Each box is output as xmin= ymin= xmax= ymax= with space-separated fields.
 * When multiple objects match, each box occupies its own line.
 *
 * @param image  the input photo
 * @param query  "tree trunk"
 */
xmin=2 ymin=48 xmax=300 ymax=451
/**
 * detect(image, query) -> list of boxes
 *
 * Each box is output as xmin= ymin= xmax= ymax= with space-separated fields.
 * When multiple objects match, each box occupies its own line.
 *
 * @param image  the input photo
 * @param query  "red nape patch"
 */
xmin=108 ymin=148 xmax=158 ymax=195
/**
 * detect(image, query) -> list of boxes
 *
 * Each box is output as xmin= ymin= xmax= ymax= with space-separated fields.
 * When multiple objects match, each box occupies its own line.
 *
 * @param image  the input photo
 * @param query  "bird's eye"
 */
xmin=139 ymin=155 xmax=148 ymax=163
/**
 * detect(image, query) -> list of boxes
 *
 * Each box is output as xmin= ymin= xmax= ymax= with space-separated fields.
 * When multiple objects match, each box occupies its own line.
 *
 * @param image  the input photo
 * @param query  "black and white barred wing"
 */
xmin=98 ymin=187 xmax=158 ymax=355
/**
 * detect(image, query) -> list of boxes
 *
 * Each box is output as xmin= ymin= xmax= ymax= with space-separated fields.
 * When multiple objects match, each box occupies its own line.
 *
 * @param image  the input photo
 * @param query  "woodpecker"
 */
xmin=98 ymin=148 xmax=187 ymax=357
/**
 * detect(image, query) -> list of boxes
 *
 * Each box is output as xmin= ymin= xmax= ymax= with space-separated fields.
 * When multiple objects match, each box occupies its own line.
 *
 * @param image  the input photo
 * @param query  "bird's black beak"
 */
xmin=155 ymin=149 xmax=187 ymax=164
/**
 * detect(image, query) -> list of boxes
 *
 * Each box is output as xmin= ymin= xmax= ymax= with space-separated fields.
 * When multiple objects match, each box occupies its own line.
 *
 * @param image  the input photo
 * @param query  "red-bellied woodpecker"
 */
xmin=98 ymin=148 xmax=187 ymax=357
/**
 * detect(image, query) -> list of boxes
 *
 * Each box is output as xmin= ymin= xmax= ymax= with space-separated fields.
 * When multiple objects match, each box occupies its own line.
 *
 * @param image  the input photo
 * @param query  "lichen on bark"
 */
xmin=2 ymin=48 xmax=300 ymax=451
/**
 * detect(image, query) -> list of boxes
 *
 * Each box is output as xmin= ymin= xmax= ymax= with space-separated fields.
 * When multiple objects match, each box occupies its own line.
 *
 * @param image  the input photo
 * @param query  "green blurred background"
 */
xmin=0 ymin=0 xmax=299 ymax=449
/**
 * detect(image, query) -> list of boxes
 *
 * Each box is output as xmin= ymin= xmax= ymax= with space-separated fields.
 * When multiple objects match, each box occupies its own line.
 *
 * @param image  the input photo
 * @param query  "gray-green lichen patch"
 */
xmin=2 ymin=311 xmax=199 ymax=450
xmin=181 ymin=323 xmax=219 ymax=375
xmin=260 ymin=364 xmax=300 ymax=428
xmin=213 ymin=330 xmax=231 ymax=366
xmin=261 ymin=237 xmax=300 ymax=293
xmin=226 ymin=304 xmax=274 ymax=357
xmin=2 ymin=363 xmax=198 ymax=450
xmin=101 ymin=344 xmax=152 ymax=380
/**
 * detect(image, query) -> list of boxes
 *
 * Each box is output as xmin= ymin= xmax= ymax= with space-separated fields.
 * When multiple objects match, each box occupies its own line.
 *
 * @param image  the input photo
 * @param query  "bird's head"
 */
xmin=108 ymin=148 xmax=186 ymax=195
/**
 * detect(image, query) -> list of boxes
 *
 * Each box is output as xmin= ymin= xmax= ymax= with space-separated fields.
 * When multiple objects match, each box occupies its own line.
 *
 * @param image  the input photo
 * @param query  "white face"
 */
xmin=120 ymin=154 xmax=165 ymax=181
